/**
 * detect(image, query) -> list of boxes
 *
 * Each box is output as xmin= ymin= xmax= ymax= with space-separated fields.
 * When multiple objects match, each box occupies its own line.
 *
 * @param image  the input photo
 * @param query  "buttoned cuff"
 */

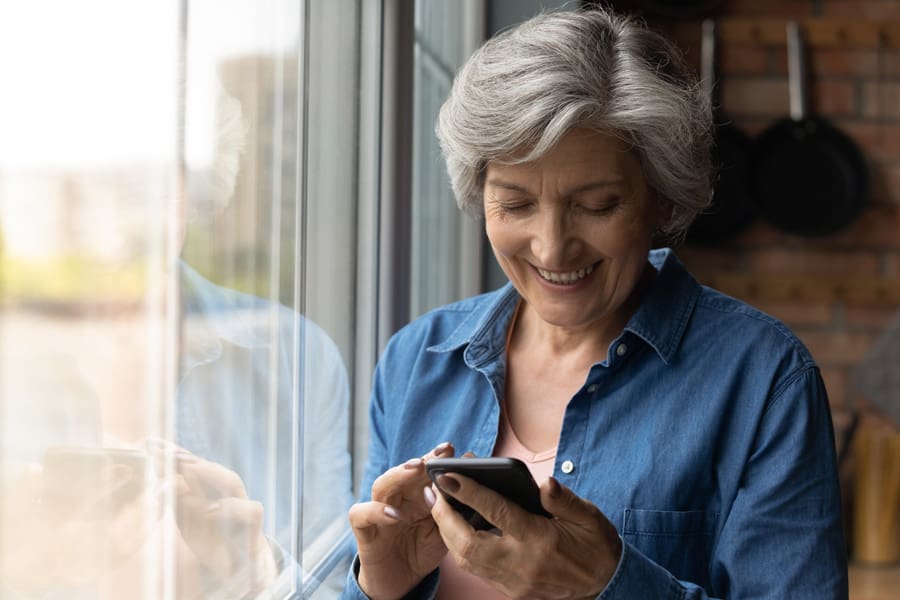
xmin=341 ymin=555 xmax=440 ymax=600
xmin=596 ymin=537 xmax=682 ymax=600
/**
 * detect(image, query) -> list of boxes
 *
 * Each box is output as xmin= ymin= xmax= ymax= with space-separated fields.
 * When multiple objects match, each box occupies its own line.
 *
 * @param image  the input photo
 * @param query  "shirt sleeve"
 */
xmin=598 ymin=366 xmax=848 ymax=599
xmin=340 ymin=355 xmax=443 ymax=600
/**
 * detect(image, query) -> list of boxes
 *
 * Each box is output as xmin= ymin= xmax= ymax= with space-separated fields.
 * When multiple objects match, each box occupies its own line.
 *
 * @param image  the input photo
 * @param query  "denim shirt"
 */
xmin=177 ymin=263 xmax=354 ymax=593
xmin=343 ymin=248 xmax=847 ymax=599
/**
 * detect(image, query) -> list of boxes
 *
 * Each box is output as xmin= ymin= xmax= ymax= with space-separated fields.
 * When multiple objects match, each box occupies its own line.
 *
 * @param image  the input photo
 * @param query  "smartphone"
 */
xmin=425 ymin=457 xmax=551 ymax=531
xmin=42 ymin=446 xmax=148 ymax=517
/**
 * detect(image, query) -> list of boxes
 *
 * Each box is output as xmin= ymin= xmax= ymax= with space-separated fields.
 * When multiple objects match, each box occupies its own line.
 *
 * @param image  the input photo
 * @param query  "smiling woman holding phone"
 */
xmin=342 ymin=7 xmax=847 ymax=600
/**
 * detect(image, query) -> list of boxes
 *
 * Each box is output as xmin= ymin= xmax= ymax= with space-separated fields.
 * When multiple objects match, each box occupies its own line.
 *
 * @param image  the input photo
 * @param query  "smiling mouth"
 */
xmin=535 ymin=263 xmax=596 ymax=285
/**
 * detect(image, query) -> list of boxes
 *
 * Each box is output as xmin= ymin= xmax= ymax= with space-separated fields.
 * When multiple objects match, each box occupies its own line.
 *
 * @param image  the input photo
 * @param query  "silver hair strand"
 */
xmin=436 ymin=8 xmax=713 ymax=245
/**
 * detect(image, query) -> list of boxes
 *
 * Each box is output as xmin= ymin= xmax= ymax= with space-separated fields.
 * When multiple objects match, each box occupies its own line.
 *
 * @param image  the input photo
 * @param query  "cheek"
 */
xmin=578 ymin=224 xmax=638 ymax=259
xmin=485 ymin=220 xmax=520 ymax=258
xmin=604 ymin=213 xmax=656 ymax=253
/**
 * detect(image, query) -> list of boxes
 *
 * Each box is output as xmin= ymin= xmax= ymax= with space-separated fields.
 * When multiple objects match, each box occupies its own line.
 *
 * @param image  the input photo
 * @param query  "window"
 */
xmin=0 ymin=0 xmax=373 ymax=597
xmin=1 ymin=0 xmax=519 ymax=597
xmin=410 ymin=0 xmax=486 ymax=318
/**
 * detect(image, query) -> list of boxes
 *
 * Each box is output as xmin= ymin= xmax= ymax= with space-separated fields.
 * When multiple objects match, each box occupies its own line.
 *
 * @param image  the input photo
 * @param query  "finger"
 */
xmin=539 ymin=477 xmax=603 ymax=529
xmin=176 ymin=493 xmax=265 ymax=541
xmin=434 ymin=473 xmax=531 ymax=539
xmin=145 ymin=437 xmax=187 ymax=469
xmin=145 ymin=438 xmax=190 ymax=479
xmin=348 ymin=501 xmax=402 ymax=543
xmin=542 ymin=478 xmax=623 ymax=573
xmin=177 ymin=454 xmax=247 ymax=499
xmin=422 ymin=441 xmax=455 ymax=462
xmin=349 ymin=501 xmax=402 ymax=527
xmin=204 ymin=497 xmax=265 ymax=529
xmin=430 ymin=485 xmax=503 ymax=575
xmin=145 ymin=437 xmax=187 ymax=454
xmin=370 ymin=459 xmax=429 ymax=506
xmin=429 ymin=482 xmax=469 ymax=531
xmin=371 ymin=442 xmax=454 ymax=505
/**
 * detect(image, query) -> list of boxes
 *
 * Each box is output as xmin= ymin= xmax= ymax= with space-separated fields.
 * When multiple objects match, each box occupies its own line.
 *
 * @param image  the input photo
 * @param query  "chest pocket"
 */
xmin=622 ymin=508 xmax=718 ymax=589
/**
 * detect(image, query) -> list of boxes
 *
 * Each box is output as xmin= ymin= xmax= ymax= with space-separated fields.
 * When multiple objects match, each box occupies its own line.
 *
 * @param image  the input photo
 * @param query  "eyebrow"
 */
xmin=485 ymin=178 xmax=626 ymax=197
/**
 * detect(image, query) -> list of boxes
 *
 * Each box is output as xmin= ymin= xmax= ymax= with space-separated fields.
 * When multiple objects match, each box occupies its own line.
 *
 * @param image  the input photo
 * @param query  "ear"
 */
xmin=649 ymin=195 xmax=675 ymax=248
xmin=655 ymin=195 xmax=674 ymax=229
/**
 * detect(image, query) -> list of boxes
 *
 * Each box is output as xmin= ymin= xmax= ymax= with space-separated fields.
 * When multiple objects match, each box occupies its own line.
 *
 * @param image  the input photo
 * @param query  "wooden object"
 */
xmin=849 ymin=562 xmax=900 ymax=600
xmin=853 ymin=417 xmax=900 ymax=564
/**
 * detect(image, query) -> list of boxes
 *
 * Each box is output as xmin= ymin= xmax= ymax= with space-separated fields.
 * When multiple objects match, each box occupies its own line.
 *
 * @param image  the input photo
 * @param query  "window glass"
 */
xmin=410 ymin=0 xmax=484 ymax=318
xmin=0 ymin=0 xmax=363 ymax=597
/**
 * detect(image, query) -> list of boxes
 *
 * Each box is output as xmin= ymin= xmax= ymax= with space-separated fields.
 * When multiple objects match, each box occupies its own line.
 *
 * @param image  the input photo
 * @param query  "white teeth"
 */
xmin=536 ymin=263 xmax=594 ymax=285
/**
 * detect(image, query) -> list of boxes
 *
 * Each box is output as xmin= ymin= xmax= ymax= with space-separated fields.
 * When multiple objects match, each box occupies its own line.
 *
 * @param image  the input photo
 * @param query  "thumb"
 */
xmin=539 ymin=476 xmax=601 ymax=528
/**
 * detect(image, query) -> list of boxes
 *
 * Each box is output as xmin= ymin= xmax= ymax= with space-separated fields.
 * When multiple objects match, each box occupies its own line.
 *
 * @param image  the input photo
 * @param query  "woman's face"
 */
xmin=484 ymin=128 xmax=668 ymax=332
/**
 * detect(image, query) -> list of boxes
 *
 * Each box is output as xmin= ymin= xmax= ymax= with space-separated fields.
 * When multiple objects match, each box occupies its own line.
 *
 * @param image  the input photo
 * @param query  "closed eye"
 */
xmin=578 ymin=198 xmax=620 ymax=215
xmin=488 ymin=195 xmax=535 ymax=215
xmin=499 ymin=202 xmax=532 ymax=212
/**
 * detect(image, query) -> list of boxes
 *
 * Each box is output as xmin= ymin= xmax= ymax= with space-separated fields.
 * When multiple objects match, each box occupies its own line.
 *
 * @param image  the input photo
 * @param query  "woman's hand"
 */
xmin=147 ymin=440 xmax=277 ymax=596
xmin=349 ymin=442 xmax=455 ymax=600
xmin=431 ymin=474 xmax=622 ymax=600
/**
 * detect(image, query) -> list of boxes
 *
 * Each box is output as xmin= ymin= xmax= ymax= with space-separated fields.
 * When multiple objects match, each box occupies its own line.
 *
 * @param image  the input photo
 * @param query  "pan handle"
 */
xmin=787 ymin=21 xmax=807 ymax=122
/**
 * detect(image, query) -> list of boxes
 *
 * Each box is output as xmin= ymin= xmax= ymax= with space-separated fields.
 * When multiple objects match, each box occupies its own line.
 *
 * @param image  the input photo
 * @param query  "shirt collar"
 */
xmin=179 ymin=261 xmax=271 ymax=372
xmin=426 ymin=284 xmax=520 ymax=368
xmin=623 ymin=248 xmax=701 ymax=365
xmin=428 ymin=248 xmax=700 ymax=367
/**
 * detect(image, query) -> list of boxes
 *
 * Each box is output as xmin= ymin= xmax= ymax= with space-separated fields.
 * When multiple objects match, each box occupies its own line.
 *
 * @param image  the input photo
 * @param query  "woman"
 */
xmin=344 ymin=8 xmax=847 ymax=599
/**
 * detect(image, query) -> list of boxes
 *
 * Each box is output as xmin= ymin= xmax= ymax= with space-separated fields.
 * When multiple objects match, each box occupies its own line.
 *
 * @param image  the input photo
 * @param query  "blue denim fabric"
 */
xmin=176 ymin=263 xmax=354 ymax=593
xmin=343 ymin=248 xmax=847 ymax=599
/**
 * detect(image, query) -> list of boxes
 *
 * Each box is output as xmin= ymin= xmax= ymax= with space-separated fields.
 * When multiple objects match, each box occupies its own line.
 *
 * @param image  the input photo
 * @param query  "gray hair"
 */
xmin=436 ymin=8 xmax=713 ymax=245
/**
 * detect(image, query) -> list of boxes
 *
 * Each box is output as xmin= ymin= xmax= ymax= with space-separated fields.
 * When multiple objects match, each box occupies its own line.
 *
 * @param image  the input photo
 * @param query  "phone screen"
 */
xmin=425 ymin=457 xmax=550 ymax=531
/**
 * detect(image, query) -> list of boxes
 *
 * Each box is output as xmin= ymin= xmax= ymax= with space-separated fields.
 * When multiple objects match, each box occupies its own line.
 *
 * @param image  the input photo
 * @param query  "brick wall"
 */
xmin=614 ymin=0 xmax=900 ymax=417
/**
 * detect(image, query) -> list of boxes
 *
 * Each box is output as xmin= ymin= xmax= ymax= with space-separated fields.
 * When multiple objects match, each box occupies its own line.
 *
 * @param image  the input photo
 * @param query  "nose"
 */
xmin=531 ymin=206 xmax=574 ymax=267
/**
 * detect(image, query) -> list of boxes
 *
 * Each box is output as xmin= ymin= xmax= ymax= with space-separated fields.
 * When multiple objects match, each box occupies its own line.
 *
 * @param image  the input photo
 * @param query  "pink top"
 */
xmin=435 ymin=407 xmax=557 ymax=599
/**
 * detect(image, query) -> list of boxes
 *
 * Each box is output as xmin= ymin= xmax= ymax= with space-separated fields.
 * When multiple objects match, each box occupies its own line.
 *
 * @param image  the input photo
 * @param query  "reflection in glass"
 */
xmin=0 ymin=0 xmax=359 ymax=598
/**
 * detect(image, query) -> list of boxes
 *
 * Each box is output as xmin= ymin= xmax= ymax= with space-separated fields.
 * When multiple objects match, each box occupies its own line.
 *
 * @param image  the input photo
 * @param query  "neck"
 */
xmin=511 ymin=262 xmax=656 ymax=363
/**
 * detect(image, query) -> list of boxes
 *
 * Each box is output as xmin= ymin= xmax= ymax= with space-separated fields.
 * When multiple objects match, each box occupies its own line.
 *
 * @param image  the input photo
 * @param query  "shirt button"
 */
xmin=561 ymin=460 xmax=575 ymax=474
xmin=616 ymin=343 xmax=627 ymax=357
xmin=587 ymin=384 xmax=598 ymax=393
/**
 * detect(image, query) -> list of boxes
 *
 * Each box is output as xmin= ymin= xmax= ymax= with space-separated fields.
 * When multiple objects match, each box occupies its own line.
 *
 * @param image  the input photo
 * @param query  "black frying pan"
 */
xmin=750 ymin=22 xmax=869 ymax=236
xmin=688 ymin=20 xmax=755 ymax=245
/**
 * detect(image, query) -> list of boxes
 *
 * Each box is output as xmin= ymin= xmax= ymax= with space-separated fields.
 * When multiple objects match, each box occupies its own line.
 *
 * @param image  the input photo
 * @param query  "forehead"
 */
xmin=486 ymin=128 xmax=642 ymax=187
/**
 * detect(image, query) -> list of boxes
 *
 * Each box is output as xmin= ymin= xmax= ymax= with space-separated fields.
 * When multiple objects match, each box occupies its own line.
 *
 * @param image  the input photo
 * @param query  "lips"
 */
xmin=535 ymin=263 xmax=595 ymax=285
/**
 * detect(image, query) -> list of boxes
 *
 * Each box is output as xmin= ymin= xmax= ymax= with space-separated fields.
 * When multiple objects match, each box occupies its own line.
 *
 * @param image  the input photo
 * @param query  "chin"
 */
xmin=535 ymin=305 xmax=605 ymax=329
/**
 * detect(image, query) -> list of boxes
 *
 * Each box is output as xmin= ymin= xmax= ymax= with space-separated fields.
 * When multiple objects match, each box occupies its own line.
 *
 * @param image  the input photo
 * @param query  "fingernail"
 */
xmin=434 ymin=442 xmax=451 ymax=456
xmin=436 ymin=474 xmax=460 ymax=494
xmin=384 ymin=505 xmax=401 ymax=520
xmin=205 ymin=501 xmax=221 ymax=513
xmin=403 ymin=457 xmax=423 ymax=469
xmin=547 ymin=476 xmax=561 ymax=499
xmin=423 ymin=485 xmax=436 ymax=508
